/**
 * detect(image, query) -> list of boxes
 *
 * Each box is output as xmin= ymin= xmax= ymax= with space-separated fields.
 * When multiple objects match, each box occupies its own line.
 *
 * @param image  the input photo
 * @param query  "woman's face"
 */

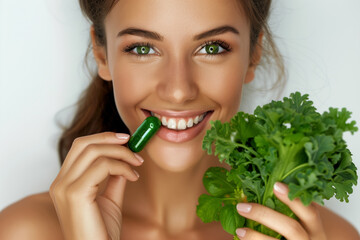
xmin=95 ymin=0 xmax=258 ymax=172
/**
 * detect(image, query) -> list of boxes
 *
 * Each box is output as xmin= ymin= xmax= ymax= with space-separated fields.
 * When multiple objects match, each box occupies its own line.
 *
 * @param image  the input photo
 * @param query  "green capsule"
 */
xmin=128 ymin=116 xmax=161 ymax=152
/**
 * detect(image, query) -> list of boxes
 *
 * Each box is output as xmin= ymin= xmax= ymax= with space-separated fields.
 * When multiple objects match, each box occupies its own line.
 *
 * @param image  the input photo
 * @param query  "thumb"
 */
xmin=102 ymin=175 xmax=127 ymax=211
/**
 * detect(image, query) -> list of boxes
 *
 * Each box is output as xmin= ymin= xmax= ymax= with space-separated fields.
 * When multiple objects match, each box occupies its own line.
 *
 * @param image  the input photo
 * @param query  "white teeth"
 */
xmin=194 ymin=116 xmax=199 ymax=124
xmin=199 ymin=114 xmax=204 ymax=122
xmin=178 ymin=119 xmax=187 ymax=130
xmin=161 ymin=117 xmax=167 ymax=126
xmin=167 ymin=118 xmax=177 ymax=129
xmin=187 ymin=118 xmax=194 ymax=128
xmin=149 ymin=111 xmax=208 ymax=130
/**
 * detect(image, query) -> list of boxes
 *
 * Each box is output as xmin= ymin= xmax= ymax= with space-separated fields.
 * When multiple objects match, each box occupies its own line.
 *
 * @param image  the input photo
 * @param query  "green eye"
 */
xmin=124 ymin=43 xmax=157 ymax=56
xmin=205 ymin=44 xmax=220 ymax=54
xmin=198 ymin=41 xmax=229 ymax=55
xmin=135 ymin=46 xmax=151 ymax=55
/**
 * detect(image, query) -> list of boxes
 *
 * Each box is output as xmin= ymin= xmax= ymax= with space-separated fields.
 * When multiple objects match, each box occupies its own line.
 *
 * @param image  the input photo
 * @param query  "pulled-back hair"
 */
xmin=58 ymin=0 xmax=284 ymax=164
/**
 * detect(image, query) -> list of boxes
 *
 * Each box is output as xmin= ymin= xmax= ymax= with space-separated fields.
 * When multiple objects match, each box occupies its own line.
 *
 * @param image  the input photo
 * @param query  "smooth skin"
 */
xmin=0 ymin=0 xmax=359 ymax=239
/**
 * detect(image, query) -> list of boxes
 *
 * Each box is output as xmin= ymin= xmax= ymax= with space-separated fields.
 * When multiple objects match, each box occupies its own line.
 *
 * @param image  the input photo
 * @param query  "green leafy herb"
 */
xmin=196 ymin=92 xmax=358 ymax=239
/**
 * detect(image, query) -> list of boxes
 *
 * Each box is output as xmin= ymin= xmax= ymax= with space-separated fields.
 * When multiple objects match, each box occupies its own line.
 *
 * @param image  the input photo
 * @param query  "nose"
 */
xmin=156 ymin=56 xmax=198 ymax=104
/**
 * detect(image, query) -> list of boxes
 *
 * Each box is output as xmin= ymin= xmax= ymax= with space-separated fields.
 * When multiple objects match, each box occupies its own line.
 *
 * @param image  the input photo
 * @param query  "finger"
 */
xmin=68 ymin=157 xmax=139 ymax=204
xmin=236 ymin=228 xmax=279 ymax=240
xmin=236 ymin=203 xmax=308 ymax=240
xmin=102 ymin=175 xmax=127 ymax=211
xmin=273 ymin=182 xmax=326 ymax=239
xmin=62 ymin=144 xmax=144 ymax=184
xmin=60 ymin=132 xmax=130 ymax=175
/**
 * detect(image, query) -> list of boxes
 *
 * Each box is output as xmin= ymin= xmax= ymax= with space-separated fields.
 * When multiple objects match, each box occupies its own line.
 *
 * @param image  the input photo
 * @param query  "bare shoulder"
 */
xmin=0 ymin=192 xmax=63 ymax=240
xmin=315 ymin=204 xmax=360 ymax=239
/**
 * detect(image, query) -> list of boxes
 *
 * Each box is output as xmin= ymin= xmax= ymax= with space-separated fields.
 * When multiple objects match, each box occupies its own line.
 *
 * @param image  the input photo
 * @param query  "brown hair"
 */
xmin=58 ymin=0 xmax=284 ymax=164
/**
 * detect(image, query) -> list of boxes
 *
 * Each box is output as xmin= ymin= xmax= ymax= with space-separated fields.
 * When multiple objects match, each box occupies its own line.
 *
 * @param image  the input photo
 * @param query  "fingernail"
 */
xmin=134 ymin=153 xmax=144 ymax=163
xmin=115 ymin=133 xmax=130 ymax=140
xmin=236 ymin=203 xmax=252 ymax=213
xmin=274 ymin=182 xmax=287 ymax=194
xmin=236 ymin=228 xmax=246 ymax=238
xmin=133 ymin=170 xmax=140 ymax=178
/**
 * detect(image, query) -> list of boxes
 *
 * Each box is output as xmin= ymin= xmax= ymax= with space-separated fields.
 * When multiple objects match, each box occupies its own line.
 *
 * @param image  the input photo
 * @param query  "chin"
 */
xmin=143 ymin=136 xmax=206 ymax=173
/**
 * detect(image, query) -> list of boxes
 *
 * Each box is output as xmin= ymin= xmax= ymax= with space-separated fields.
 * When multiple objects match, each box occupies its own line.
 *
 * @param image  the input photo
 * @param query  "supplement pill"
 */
xmin=128 ymin=116 xmax=161 ymax=152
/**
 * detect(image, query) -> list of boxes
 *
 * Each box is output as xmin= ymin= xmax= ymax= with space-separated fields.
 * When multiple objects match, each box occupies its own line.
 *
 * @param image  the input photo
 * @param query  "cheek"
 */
xmin=197 ymin=57 xmax=247 ymax=119
xmin=112 ymin=66 xmax=146 ymax=105
xmin=110 ymin=59 xmax=158 ymax=132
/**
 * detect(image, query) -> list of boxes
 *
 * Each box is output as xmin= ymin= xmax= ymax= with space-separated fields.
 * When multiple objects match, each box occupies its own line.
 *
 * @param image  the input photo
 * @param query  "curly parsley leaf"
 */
xmin=203 ymin=167 xmax=235 ymax=197
xmin=197 ymin=92 xmax=358 ymax=239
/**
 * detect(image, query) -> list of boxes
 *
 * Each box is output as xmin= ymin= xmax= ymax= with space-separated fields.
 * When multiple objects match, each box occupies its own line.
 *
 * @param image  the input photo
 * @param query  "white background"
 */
xmin=1 ymin=0 xmax=359 ymax=232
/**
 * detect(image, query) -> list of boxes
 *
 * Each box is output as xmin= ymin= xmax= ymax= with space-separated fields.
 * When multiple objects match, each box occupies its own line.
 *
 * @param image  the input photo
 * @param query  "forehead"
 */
xmin=104 ymin=0 xmax=249 ymax=40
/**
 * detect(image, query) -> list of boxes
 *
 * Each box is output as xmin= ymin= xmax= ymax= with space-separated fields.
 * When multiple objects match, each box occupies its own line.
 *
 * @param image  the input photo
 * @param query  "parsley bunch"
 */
xmin=196 ymin=92 xmax=358 ymax=239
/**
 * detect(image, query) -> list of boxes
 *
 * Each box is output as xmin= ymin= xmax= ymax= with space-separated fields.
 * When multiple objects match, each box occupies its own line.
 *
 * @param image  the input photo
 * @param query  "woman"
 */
xmin=0 ymin=0 xmax=359 ymax=239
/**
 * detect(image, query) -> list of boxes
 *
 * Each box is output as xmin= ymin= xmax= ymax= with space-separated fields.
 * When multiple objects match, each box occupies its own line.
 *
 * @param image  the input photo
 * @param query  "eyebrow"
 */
xmin=193 ymin=25 xmax=239 ymax=40
xmin=117 ymin=28 xmax=164 ymax=41
xmin=117 ymin=25 xmax=239 ymax=41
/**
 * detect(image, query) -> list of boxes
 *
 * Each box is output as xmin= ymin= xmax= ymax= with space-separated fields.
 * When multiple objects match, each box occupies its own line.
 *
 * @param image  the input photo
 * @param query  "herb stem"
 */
xmin=215 ymin=136 xmax=261 ymax=157
xmin=281 ymin=163 xmax=310 ymax=181
xmin=220 ymin=197 xmax=237 ymax=201
xmin=237 ymin=143 xmax=260 ymax=157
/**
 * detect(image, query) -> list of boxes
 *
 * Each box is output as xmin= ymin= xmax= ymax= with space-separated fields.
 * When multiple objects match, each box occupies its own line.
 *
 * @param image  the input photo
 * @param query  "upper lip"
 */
xmin=143 ymin=109 xmax=212 ymax=118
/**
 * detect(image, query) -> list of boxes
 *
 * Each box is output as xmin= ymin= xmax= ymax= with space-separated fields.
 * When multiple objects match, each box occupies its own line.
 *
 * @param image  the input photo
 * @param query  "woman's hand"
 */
xmin=235 ymin=182 xmax=327 ymax=240
xmin=49 ymin=132 xmax=144 ymax=240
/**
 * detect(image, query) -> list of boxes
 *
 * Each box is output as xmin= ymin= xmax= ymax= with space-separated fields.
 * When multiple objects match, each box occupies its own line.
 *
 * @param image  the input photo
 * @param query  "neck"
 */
xmin=123 ymin=154 xmax=221 ymax=235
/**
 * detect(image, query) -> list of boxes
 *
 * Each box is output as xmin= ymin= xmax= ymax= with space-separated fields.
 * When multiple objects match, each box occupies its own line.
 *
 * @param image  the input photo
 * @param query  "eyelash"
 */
xmin=123 ymin=42 xmax=155 ymax=57
xmin=122 ymin=39 xmax=232 ymax=58
xmin=199 ymin=40 xmax=232 ymax=56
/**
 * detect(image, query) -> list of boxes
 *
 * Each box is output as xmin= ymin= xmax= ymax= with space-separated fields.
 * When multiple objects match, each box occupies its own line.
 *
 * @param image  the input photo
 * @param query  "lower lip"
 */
xmin=143 ymin=111 xmax=212 ymax=143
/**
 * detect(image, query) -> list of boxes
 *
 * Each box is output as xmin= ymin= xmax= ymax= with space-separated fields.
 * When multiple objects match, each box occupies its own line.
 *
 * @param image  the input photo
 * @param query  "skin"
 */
xmin=0 ymin=0 xmax=359 ymax=239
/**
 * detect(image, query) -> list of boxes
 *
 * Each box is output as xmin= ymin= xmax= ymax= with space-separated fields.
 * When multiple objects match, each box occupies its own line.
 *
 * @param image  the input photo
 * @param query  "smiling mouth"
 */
xmin=143 ymin=110 xmax=213 ymax=131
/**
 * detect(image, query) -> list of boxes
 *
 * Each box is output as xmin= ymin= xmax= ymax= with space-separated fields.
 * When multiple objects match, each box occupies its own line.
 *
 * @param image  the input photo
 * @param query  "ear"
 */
xmin=244 ymin=32 xmax=264 ymax=84
xmin=90 ymin=26 xmax=112 ymax=81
